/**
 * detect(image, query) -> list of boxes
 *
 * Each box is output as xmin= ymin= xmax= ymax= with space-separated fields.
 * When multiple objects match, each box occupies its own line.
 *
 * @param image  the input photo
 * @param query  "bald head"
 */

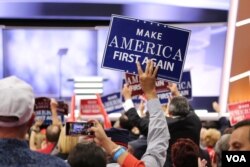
xmin=46 ymin=125 xmax=61 ymax=142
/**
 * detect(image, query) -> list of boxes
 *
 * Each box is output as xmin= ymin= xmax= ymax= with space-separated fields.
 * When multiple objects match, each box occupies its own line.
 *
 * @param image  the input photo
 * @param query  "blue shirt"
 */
xmin=0 ymin=138 xmax=69 ymax=167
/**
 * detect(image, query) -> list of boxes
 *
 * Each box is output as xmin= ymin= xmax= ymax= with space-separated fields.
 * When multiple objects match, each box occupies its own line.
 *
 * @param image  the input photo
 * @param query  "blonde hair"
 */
xmin=204 ymin=128 xmax=221 ymax=147
xmin=58 ymin=125 xmax=79 ymax=154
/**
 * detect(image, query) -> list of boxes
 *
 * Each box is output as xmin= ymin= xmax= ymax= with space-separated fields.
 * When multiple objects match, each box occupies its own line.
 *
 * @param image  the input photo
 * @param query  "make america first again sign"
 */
xmin=102 ymin=15 xmax=191 ymax=82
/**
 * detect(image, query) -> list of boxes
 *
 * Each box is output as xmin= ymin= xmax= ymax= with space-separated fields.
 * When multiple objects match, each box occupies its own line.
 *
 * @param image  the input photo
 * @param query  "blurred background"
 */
xmin=0 ymin=0 xmax=230 ymax=112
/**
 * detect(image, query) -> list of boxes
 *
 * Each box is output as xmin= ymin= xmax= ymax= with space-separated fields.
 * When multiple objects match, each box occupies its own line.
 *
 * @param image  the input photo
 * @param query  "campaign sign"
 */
xmin=222 ymin=151 xmax=250 ymax=167
xmin=228 ymin=101 xmax=250 ymax=126
xmin=34 ymin=97 xmax=66 ymax=125
xmin=157 ymin=71 xmax=192 ymax=102
xmin=125 ymin=73 xmax=169 ymax=96
xmin=34 ymin=97 xmax=51 ymax=111
xmin=102 ymin=15 xmax=191 ymax=82
xmin=124 ymin=71 xmax=192 ymax=100
xmin=129 ymin=95 xmax=146 ymax=109
xmin=101 ymin=92 xmax=124 ymax=114
xmin=80 ymin=99 xmax=101 ymax=115
xmin=177 ymin=71 xmax=192 ymax=99
xmin=157 ymin=92 xmax=172 ymax=104
xmin=57 ymin=101 xmax=69 ymax=115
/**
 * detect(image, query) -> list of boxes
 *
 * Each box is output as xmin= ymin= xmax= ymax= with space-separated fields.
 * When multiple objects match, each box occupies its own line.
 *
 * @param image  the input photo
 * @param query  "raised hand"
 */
xmin=167 ymin=82 xmax=181 ymax=97
xmin=122 ymin=83 xmax=133 ymax=100
xmin=90 ymin=120 xmax=117 ymax=155
xmin=136 ymin=60 xmax=158 ymax=100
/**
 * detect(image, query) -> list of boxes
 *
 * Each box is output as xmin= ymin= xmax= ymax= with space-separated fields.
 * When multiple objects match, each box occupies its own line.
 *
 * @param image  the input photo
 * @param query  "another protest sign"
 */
xmin=34 ymin=97 xmax=68 ymax=125
xmin=125 ymin=73 xmax=169 ymax=96
xmin=34 ymin=97 xmax=51 ymax=111
xmin=177 ymin=71 xmax=192 ymax=100
xmin=102 ymin=14 xmax=191 ymax=82
xmin=124 ymin=71 xmax=192 ymax=101
xmin=157 ymin=91 xmax=172 ymax=104
xmin=80 ymin=95 xmax=112 ymax=128
xmin=157 ymin=71 xmax=192 ymax=103
xmin=101 ymin=92 xmax=123 ymax=114
xmin=228 ymin=101 xmax=250 ymax=126
xmin=80 ymin=94 xmax=112 ymax=128
xmin=80 ymin=99 xmax=100 ymax=115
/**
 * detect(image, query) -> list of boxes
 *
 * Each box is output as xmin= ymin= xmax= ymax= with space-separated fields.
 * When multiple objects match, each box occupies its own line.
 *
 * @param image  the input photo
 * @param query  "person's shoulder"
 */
xmin=188 ymin=111 xmax=202 ymax=122
xmin=31 ymin=151 xmax=70 ymax=167
xmin=165 ymin=116 xmax=177 ymax=124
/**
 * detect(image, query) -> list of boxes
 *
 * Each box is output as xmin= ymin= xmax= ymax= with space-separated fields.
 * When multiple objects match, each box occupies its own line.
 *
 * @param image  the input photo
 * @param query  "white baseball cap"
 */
xmin=0 ymin=76 xmax=34 ymax=127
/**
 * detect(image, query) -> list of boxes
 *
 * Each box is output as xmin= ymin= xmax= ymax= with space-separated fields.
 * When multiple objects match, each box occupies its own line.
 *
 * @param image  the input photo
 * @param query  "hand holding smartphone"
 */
xmin=65 ymin=121 xmax=94 ymax=136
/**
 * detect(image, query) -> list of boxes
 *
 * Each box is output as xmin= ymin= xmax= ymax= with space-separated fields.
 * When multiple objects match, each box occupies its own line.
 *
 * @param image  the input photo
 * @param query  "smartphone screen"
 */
xmin=65 ymin=122 xmax=94 ymax=136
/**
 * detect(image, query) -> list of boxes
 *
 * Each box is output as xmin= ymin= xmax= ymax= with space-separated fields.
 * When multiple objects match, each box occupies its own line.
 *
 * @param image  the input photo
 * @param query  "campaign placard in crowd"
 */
xmin=177 ymin=71 xmax=192 ymax=99
xmin=157 ymin=91 xmax=172 ymax=104
xmin=101 ymin=92 xmax=123 ymax=114
xmin=80 ymin=99 xmax=101 ymax=115
xmin=124 ymin=71 xmax=192 ymax=101
xmin=125 ymin=73 xmax=169 ymax=96
xmin=34 ymin=97 xmax=68 ymax=125
xmin=79 ymin=96 xmax=112 ymax=128
xmin=157 ymin=71 xmax=192 ymax=103
xmin=102 ymin=15 xmax=191 ymax=82
xmin=228 ymin=101 xmax=250 ymax=126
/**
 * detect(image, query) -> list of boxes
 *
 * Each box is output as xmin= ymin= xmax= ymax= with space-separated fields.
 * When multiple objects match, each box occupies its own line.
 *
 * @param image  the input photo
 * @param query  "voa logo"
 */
xmin=226 ymin=155 xmax=246 ymax=163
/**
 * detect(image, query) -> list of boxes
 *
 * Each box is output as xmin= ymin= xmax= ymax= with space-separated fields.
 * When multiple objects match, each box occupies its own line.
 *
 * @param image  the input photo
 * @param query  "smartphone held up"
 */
xmin=65 ymin=121 xmax=94 ymax=136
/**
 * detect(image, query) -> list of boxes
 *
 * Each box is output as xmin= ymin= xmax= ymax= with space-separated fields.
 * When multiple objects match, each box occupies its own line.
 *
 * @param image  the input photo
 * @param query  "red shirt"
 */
xmin=37 ymin=142 xmax=56 ymax=154
xmin=207 ymin=147 xmax=215 ymax=162
xmin=122 ymin=154 xmax=145 ymax=167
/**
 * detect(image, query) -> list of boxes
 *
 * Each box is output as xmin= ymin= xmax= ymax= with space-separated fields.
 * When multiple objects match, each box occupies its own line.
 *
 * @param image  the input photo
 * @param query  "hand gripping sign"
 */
xmin=124 ymin=71 xmax=192 ymax=100
xmin=34 ymin=97 xmax=68 ymax=125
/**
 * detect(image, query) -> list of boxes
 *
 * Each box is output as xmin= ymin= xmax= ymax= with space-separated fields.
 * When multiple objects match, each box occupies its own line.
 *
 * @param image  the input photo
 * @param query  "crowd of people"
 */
xmin=0 ymin=60 xmax=250 ymax=167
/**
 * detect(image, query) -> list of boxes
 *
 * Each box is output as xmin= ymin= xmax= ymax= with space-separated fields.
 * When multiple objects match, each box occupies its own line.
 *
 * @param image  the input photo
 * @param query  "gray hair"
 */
xmin=168 ymin=96 xmax=190 ymax=116
xmin=214 ymin=134 xmax=231 ymax=167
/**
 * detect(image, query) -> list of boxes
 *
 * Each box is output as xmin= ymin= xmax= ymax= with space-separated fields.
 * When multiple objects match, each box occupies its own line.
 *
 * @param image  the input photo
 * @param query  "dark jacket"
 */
xmin=125 ymin=107 xmax=202 ymax=167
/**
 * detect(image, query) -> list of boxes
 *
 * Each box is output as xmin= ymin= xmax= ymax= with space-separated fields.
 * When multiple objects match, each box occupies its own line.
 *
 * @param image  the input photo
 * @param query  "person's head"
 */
xmin=168 ymin=96 xmax=190 ymax=116
xmin=171 ymin=138 xmax=199 ymax=167
xmin=68 ymin=142 xmax=107 ymax=167
xmin=0 ymin=76 xmax=35 ymax=139
xmin=46 ymin=124 xmax=61 ymax=142
xmin=57 ymin=125 xmax=79 ymax=154
xmin=229 ymin=119 xmax=250 ymax=151
xmin=204 ymin=128 xmax=221 ymax=148
xmin=214 ymin=134 xmax=231 ymax=167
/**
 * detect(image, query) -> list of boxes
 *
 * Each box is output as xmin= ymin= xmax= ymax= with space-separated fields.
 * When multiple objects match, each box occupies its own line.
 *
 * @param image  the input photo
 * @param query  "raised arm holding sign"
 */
xmin=50 ymin=98 xmax=62 ymax=126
